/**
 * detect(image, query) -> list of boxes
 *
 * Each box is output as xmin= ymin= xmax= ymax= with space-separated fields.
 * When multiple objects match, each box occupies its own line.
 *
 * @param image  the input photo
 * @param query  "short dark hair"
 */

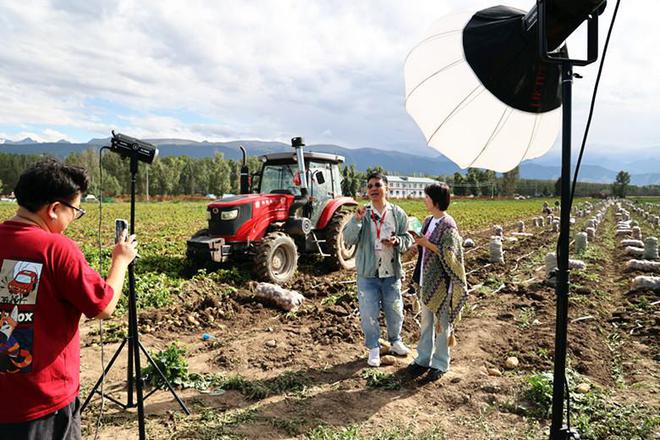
xmin=15 ymin=159 xmax=89 ymax=212
xmin=366 ymin=172 xmax=388 ymax=185
xmin=424 ymin=182 xmax=451 ymax=211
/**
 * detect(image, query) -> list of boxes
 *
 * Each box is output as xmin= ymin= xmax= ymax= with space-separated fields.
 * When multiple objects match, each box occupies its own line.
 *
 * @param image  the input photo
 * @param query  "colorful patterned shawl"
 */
xmin=419 ymin=214 xmax=468 ymax=325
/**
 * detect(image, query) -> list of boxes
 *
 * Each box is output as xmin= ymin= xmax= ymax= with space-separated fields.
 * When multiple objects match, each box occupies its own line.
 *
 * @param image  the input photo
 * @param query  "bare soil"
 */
xmin=79 ymin=209 xmax=659 ymax=439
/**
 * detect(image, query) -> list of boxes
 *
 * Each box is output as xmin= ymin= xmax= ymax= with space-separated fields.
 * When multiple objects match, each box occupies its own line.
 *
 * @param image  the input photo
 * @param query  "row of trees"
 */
xmin=341 ymin=164 xmax=658 ymax=198
xmin=0 ymin=151 xmax=657 ymax=198
xmin=0 ymin=151 xmax=262 ymax=198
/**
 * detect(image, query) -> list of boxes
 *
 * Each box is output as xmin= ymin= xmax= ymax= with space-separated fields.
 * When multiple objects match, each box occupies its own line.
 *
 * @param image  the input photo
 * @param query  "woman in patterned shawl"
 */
xmin=407 ymin=183 xmax=468 ymax=382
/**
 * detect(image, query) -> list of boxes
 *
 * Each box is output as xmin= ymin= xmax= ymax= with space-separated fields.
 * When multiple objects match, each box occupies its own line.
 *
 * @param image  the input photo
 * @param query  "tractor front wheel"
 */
xmin=254 ymin=232 xmax=298 ymax=284
xmin=325 ymin=211 xmax=356 ymax=270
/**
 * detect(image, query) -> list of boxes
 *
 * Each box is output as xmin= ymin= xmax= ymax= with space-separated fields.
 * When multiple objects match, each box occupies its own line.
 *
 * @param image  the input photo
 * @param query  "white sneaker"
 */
xmin=367 ymin=347 xmax=381 ymax=367
xmin=390 ymin=341 xmax=411 ymax=356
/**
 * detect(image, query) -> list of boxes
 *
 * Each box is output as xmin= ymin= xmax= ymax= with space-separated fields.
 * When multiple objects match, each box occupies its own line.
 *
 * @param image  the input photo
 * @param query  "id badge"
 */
xmin=374 ymin=240 xmax=383 ymax=251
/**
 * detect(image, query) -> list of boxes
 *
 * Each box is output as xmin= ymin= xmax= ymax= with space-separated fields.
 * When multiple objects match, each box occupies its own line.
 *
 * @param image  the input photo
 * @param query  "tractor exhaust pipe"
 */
xmin=288 ymin=137 xmax=309 ymax=217
xmin=292 ymin=137 xmax=308 ymax=190
xmin=239 ymin=145 xmax=250 ymax=194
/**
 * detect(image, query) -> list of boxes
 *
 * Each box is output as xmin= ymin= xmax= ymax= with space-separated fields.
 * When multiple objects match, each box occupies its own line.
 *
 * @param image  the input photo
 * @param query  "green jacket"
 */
xmin=343 ymin=203 xmax=414 ymax=279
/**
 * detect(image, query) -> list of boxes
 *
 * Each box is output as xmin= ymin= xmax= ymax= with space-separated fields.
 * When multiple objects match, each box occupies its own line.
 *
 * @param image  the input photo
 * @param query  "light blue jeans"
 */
xmin=414 ymin=300 xmax=450 ymax=371
xmin=356 ymin=276 xmax=404 ymax=349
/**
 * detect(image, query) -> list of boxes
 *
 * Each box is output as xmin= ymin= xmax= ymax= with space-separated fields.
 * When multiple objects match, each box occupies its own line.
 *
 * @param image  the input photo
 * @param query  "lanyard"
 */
xmin=370 ymin=208 xmax=387 ymax=240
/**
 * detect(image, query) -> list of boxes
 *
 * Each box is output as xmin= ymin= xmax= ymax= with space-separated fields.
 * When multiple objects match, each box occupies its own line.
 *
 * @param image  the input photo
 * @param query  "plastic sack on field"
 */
xmin=254 ymin=282 xmax=305 ymax=312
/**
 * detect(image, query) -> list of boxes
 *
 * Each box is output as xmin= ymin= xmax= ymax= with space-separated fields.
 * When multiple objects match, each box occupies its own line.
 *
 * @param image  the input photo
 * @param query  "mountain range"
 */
xmin=0 ymin=138 xmax=658 ymax=186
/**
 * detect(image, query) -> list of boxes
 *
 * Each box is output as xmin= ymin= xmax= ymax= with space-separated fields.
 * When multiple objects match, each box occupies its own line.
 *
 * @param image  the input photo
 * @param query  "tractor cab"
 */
xmin=255 ymin=150 xmax=343 ymax=226
xmin=187 ymin=137 xmax=358 ymax=284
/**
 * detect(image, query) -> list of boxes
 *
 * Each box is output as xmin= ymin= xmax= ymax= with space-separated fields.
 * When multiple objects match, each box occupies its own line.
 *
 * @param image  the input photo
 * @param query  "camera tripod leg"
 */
xmin=81 ymin=338 xmax=128 ymax=412
xmin=138 ymin=340 xmax=191 ymax=415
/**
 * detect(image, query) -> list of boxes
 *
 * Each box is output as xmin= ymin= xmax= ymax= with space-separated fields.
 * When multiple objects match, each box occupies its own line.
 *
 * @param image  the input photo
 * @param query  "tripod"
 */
xmin=82 ymin=154 xmax=190 ymax=440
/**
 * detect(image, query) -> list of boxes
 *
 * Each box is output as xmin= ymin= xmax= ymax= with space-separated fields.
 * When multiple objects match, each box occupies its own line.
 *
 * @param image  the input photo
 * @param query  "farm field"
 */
xmin=0 ymin=198 xmax=658 ymax=439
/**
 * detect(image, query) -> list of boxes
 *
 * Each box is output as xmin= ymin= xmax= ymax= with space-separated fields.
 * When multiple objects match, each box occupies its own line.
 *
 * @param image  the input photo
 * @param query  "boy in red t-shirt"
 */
xmin=0 ymin=159 xmax=138 ymax=439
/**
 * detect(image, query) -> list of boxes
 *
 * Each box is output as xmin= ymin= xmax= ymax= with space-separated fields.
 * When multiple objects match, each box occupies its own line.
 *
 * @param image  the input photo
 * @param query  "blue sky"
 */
xmin=0 ymin=0 xmax=658 ymax=159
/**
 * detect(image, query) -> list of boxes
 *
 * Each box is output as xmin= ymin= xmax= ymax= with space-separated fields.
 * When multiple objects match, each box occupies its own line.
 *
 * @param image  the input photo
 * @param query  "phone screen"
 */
xmin=115 ymin=219 xmax=128 ymax=244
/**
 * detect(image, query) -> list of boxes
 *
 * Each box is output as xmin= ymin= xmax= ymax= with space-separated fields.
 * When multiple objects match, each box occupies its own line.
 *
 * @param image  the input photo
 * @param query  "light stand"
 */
xmin=82 ymin=153 xmax=190 ymax=440
xmin=537 ymin=1 xmax=601 ymax=438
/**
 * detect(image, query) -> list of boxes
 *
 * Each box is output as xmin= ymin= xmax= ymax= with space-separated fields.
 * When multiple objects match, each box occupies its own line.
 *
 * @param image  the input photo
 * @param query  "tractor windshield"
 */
xmin=260 ymin=163 xmax=302 ymax=196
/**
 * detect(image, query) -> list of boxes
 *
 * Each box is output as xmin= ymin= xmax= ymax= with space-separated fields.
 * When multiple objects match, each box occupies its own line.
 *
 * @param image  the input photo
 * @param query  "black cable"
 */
xmin=93 ymin=146 xmax=109 ymax=440
xmin=560 ymin=0 xmax=622 ymax=434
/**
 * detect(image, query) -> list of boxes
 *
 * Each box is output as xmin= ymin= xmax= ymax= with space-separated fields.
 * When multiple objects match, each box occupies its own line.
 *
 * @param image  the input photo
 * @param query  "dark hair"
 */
xmin=424 ymin=182 xmax=451 ymax=211
xmin=366 ymin=172 xmax=388 ymax=185
xmin=14 ymin=159 xmax=89 ymax=212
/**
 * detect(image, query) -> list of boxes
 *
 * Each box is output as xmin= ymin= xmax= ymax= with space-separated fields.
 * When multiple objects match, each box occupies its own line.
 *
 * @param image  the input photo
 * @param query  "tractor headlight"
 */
xmin=206 ymin=210 xmax=212 ymax=220
xmin=221 ymin=209 xmax=239 ymax=221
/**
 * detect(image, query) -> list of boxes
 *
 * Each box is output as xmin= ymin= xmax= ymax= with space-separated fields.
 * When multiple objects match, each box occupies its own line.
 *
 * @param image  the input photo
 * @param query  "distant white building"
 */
xmin=387 ymin=175 xmax=439 ymax=198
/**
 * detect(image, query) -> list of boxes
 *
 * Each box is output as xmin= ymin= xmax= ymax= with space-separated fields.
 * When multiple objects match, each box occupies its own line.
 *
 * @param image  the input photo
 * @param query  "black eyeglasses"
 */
xmin=57 ymin=200 xmax=86 ymax=220
xmin=367 ymin=182 xmax=383 ymax=189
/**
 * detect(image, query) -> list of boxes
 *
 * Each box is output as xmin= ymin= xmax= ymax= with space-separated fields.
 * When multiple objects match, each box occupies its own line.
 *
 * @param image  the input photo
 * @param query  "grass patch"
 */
xmin=116 ymin=272 xmax=182 ymax=314
xmin=269 ymin=417 xmax=309 ymax=436
xmin=88 ymin=321 xmax=127 ymax=343
xmin=185 ymin=407 xmax=259 ymax=439
xmin=321 ymin=287 xmax=356 ymax=306
xmin=516 ymin=307 xmax=537 ymax=329
xmin=303 ymin=424 xmax=446 ymax=440
xmin=572 ymin=269 xmax=601 ymax=284
xmin=361 ymin=369 xmax=401 ymax=390
xmin=220 ymin=370 xmax=311 ymax=400
xmin=606 ymin=332 xmax=625 ymax=387
xmin=522 ymin=370 xmax=659 ymax=439
xmin=304 ymin=425 xmax=360 ymax=440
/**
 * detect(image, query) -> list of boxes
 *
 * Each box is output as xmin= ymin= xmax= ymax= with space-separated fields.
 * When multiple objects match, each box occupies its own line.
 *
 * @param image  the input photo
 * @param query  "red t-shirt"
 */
xmin=0 ymin=221 xmax=114 ymax=423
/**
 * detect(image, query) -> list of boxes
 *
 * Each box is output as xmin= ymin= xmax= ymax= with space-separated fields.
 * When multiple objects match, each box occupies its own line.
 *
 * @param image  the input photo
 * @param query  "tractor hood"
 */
xmin=208 ymin=194 xmax=258 ymax=206
xmin=208 ymin=193 xmax=296 ymax=207
xmin=207 ymin=193 xmax=295 ymax=241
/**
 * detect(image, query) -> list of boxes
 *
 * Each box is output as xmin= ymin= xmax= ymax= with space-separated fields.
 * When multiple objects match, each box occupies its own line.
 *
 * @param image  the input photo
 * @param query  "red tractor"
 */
xmin=186 ymin=137 xmax=358 ymax=284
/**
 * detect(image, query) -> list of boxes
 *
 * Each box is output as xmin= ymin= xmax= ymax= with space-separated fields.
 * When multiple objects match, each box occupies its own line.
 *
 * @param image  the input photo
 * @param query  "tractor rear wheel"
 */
xmin=254 ymin=232 xmax=298 ymax=284
xmin=325 ymin=211 xmax=356 ymax=270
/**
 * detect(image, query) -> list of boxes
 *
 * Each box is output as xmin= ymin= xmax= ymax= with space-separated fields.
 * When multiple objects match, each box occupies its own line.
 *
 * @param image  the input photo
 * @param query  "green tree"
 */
xmin=150 ymin=157 xmax=185 ymax=195
xmin=465 ymin=168 xmax=483 ymax=196
xmin=554 ymin=177 xmax=561 ymax=197
xmin=177 ymin=156 xmax=196 ymax=195
xmin=365 ymin=165 xmax=386 ymax=177
xmin=502 ymin=166 xmax=520 ymax=197
xmin=340 ymin=164 xmax=362 ymax=197
xmin=0 ymin=177 xmax=4 ymax=194
xmin=452 ymin=172 xmax=465 ymax=196
xmin=102 ymin=174 xmax=123 ymax=196
xmin=612 ymin=170 xmax=631 ymax=198
xmin=209 ymin=153 xmax=231 ymax=196
xmin=65 ymin=148 xmax=103 ymax=196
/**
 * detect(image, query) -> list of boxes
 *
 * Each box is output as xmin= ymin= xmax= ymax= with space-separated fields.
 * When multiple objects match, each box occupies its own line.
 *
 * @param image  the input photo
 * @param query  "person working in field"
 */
xmin=0 ymin=159 xmax=137 ymax=439
xmin=407 ymin=182 xmax=467 ymax=382
xmin=343 ymin=172 xmax=414 ymax=367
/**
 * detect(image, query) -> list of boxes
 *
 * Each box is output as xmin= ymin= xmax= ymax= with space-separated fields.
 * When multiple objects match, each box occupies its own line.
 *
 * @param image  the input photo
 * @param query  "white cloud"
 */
xmin=0 ymin=0 xmax=657 ymax=156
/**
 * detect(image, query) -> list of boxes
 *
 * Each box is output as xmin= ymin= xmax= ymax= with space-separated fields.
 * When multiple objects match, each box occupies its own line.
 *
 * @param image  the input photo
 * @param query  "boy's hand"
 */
xmin=112 ymin=230 xmax=138 ymax=265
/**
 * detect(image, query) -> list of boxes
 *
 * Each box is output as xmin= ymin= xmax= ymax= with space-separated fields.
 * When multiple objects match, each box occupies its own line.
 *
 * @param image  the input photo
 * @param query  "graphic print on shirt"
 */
xmin=0 ymin=259 xmax=42 ymax=373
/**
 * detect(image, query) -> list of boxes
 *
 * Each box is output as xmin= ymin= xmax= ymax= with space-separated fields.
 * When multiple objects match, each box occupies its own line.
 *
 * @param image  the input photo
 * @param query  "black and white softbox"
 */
xmin=404 ymin=0 xmax=604 ymax=172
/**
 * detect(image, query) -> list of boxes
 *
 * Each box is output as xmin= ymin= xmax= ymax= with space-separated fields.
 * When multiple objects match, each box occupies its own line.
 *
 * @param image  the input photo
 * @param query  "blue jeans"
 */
xmin=414 ymin=300 xmax=450 ymax=371
xmin=357 ymin=276 xmax=404 ymax=349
